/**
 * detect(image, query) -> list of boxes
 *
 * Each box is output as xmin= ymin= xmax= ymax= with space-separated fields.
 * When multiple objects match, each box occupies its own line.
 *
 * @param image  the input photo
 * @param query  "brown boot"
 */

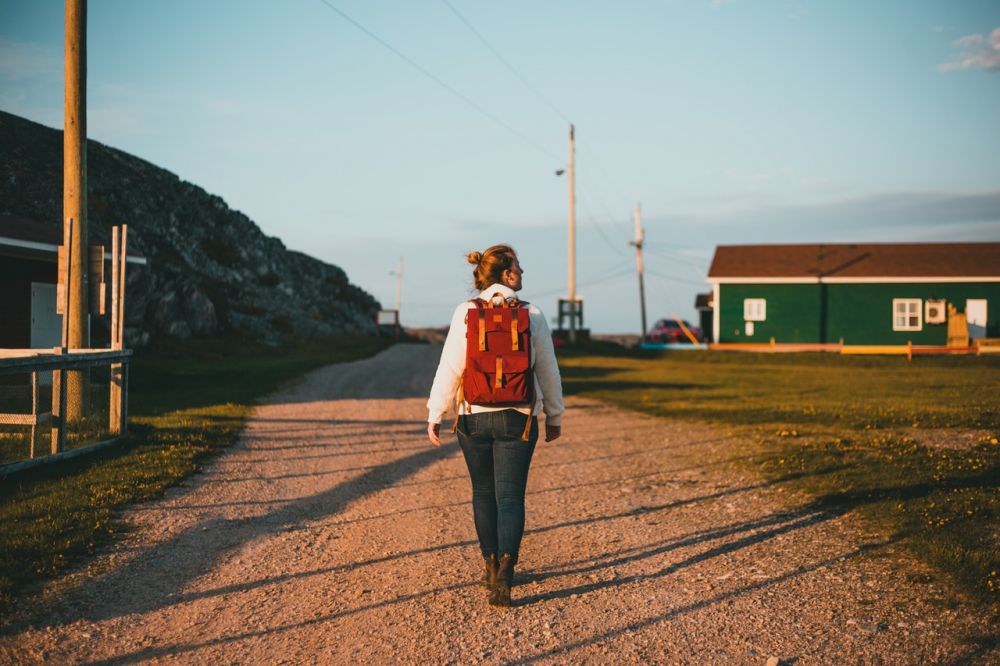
xmin=489 ymin=554 xmax=514 ymax=608
xmin=479 ymin=554 xmax=498 ymax=590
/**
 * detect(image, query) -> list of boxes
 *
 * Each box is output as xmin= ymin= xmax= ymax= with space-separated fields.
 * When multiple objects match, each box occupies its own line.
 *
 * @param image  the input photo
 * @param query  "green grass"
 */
xmin=0 ymin=335 xmax=391 ymax=613
xmin=558 ymin=344 xmax=1000 ymax=608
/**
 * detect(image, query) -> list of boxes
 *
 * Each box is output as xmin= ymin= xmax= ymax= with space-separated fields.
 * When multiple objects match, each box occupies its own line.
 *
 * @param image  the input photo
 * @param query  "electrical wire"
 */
xmin=317 ymin=0 xmax=561 ymax=162
xmin=440 ymin=0 xmax=572 ymax=125
xmin=530 ymin=267 xmax=634 ymax=299
xmin=576 ymin=192 xmax=628 ymax=257
xmin=643 ymin=246 xmax=710 ymax=270
xmin=645 ymin=268 xmax=710 ymax=288
xmin=439 ymin=0 xmax=634 ymax=237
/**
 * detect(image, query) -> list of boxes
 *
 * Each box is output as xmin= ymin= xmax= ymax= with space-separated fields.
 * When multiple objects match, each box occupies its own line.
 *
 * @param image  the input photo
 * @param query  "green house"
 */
xmin=707 ymin=243 xmax=1000 ymax=345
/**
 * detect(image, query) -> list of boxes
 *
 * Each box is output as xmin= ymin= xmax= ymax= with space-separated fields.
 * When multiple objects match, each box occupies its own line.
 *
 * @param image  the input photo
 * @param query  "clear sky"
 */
xmin=2 ymin=0 xmax=999 ymax=332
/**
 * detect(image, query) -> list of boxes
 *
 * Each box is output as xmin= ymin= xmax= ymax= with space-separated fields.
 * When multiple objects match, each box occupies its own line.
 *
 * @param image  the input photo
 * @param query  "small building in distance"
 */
xmin=694 ymin=292 xmax=714 ymax=343
xmin=706 ymin=243 xmax=1000 ymax=346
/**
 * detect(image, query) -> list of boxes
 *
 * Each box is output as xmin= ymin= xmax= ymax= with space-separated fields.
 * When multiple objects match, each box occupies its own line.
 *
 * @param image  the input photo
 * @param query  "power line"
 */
xmin=440 ymin=0 xmax=572 ymax=125
xmin=317 ymin=0 xmax=561 ymax=162
xmin=576 ymin=173 xmax=633 ymax=235
xmin=646 ymin=268 xmax=710 ymax=288
xmin=577 ymin=139 xmax=634 ymax=211
xmin=531 ymin=267 xmax=633 ymax=299
xmin=576 ymin=191 xmax=627 ymax=257
xmin=643 ymin=246 xmax=710 ymax=269
xmin=439 ymin=0 xmax=634 ymax=224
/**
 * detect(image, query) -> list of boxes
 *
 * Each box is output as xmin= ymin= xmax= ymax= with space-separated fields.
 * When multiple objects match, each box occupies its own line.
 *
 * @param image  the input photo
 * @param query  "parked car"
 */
xmin=646 ymin=318 xmax=702 ymax=343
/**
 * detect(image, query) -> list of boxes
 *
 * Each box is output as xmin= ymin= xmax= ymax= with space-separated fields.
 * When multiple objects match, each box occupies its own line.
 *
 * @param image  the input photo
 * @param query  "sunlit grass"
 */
xmin=0 ymin=336 xmax=392 ymax=613
xmin=559 ymin=344 xmax=1000 ymax=607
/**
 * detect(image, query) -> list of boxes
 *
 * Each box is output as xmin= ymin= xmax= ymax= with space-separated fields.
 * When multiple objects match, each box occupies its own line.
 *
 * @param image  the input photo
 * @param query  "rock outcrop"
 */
xmin=0 ymin=111 xmax=380 ymax=346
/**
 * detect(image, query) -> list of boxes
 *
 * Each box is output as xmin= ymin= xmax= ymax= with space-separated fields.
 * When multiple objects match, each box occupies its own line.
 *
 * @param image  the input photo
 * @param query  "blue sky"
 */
xmin=2 ymin=0 xmax=999 ymax=332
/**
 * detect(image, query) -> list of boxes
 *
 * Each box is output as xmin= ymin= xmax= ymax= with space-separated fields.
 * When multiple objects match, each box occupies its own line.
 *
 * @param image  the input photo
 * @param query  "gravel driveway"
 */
xmin=1 ymin=344 xmax=994 ymax=664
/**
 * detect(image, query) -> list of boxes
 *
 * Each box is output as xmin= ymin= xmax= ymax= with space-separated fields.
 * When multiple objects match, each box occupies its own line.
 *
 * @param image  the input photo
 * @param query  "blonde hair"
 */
xmin=467 ymin=244 xmax=518 ymax=291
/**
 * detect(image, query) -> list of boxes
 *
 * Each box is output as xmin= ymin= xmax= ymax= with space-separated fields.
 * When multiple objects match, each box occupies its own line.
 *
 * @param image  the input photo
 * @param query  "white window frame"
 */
xmin=892 ymin=298 xmax=922 ymax=331
xmin=744 ymin=298 xmax=766 ymax=322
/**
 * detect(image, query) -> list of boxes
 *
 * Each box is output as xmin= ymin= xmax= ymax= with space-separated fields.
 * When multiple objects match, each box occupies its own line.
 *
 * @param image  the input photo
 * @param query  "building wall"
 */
xmin=717 ymin=281 xmax=1000 ymax=344
xmin=717 ymin=283 xmax=822 ymax=343
xmin=0 ymin=256 xmax=56 ymax=348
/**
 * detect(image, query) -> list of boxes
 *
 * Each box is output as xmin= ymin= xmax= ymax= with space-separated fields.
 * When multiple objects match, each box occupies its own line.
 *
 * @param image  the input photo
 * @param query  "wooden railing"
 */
xmin=0 ymin=348 xmax=132 ymax=473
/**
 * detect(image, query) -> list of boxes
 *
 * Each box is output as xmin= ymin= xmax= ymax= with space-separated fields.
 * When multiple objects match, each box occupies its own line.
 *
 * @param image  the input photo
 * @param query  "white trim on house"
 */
xmin=892 ymin=298 xmax=923 ymax=331
xmin=712 ymin=281 xmax=720 ymax=343
xmin=0 ymin=236 xmax=148 ymax=265
xmin=708 ymin=276 xmax=1000 ymax=284
xmin=744 ymin=298 xmax=766 ymax=321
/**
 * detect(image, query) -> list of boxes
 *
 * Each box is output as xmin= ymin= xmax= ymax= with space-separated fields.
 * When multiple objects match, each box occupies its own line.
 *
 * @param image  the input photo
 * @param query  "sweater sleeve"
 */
xmin=530 ymin=307 xmax=565 ymax=427
xmin=426 ymin=303 xmax=469 ymax=424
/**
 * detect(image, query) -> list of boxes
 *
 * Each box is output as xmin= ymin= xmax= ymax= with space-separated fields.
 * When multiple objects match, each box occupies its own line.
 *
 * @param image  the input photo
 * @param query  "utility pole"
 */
xmin=629 ymin=203 xmax=647 ymax=340
xmin=394 ymin=256 xmax=403 ymax=313
xmin=567 ymin=124 xmax=577 ymax=343
xmin=63 ymin=0 xmax=89 ymax=421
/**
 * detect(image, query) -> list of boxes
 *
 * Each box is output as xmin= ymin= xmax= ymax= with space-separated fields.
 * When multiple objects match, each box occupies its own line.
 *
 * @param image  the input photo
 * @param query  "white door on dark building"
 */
xmin=30 ymin=282 xmax=61 ymax=385
xmin=966 ymin=299 xmax=987 ymax=340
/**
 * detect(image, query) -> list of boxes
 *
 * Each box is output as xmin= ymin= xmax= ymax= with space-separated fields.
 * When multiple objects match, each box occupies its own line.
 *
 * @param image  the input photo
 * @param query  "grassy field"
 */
xmin=0 ymin=335 xmax=392 ymax=613
xmin=558 ymin=344 xmax=1000 ymax=609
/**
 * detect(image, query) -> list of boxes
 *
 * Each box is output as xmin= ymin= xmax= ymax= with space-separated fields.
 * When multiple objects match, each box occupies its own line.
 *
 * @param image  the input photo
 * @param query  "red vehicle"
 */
xmin=646 ymin=318 xmax=702 ymax=343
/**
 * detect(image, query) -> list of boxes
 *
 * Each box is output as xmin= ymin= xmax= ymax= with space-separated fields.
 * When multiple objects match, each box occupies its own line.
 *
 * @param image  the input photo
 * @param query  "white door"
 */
xmin=30 ymin=283 xmax=61 ymax=386
xmin=966 ymin=299 xmax=987 ymax=340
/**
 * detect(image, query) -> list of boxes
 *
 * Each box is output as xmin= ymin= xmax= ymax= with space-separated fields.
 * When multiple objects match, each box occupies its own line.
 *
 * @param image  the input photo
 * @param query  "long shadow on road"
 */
xmin=10 ymin=440 xmax=459 ymax=631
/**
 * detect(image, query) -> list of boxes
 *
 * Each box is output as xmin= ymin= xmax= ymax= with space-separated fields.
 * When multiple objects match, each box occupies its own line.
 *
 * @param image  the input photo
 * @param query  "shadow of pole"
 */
xmin=30 ymin=441 xmax=459 ymax=628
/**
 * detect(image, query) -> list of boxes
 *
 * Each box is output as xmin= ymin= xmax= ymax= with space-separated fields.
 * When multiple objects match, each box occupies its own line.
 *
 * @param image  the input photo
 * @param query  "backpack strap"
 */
xmin=488 ymin=292 xmax=512 ymax=308
xmin=475 ymin=302 xmax=487 ymax=351
xmin=450 ymin=374 xmax=464 ymax=434
xmin=520 ymin=391 xmax=536 ymax=441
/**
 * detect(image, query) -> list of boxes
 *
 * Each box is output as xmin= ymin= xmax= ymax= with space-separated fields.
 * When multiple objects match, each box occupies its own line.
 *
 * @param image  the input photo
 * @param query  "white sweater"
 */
xmin=426 ymin=284 xmax=565 ymax=426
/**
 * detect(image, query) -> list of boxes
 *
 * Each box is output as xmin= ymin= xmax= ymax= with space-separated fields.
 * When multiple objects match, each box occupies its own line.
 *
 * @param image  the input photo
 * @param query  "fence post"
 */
xmin=30 ymin=371 xmax=39 ymax=459
xmin=120 ymin=359 xmax=129 ymax=435
xmin=52 ymin=366 xmax=68 ymax=454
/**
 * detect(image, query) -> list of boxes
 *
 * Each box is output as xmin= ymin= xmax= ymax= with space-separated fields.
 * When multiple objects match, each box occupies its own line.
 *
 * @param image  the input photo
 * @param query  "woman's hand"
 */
xmin=544 ymin=424 xmax=561 ymax=442
xmin=427 ymin=422 xmax=442 ymax=447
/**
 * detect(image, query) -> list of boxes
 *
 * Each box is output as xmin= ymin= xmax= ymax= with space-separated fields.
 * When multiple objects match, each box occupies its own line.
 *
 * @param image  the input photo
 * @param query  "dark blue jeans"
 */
xmin=456 ymin=409 xmax=538 ymax=563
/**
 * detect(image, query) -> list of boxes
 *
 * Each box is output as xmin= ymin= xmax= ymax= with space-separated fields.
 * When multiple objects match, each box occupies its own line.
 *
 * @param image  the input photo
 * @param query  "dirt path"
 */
xmin=1 ymin=344 xmax=993 ymax=664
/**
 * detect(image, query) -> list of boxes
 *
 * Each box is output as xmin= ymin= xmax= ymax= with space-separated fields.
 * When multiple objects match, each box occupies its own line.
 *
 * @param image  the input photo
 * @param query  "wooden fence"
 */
xmin=0 ymin=348 xmax=132 ymax=475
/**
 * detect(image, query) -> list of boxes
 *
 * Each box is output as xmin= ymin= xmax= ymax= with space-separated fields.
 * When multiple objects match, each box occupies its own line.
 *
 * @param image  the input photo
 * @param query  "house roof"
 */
xmin=0 ymin=213 xmax=62 ymax=245
xmin=707 ymin=243 xmax=1000 ymax=280
xmin=0 ymin=213 xmax=146 ymax=264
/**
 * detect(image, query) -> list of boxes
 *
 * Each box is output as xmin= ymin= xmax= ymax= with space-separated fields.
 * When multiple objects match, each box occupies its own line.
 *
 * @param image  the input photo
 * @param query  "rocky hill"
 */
xmin=0 ymin=110 xmax=380 ymax=346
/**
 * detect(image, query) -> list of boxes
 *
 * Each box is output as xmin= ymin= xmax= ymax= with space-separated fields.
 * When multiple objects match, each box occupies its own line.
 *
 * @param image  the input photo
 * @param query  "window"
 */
xmin=893 ymin=298 xmax=922 ymax=331
xmin=744 ymin=298 xmax=766 ymax=321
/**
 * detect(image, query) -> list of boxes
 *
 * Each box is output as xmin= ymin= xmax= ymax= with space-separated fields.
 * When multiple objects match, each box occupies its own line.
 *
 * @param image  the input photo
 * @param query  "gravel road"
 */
xmin=1 ymin=343 xmax=994 ymax=664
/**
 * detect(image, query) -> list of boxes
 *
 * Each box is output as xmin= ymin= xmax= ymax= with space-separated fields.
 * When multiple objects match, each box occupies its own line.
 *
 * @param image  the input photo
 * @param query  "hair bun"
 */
xmin=467 ymin=251 xmax=483 ymax=265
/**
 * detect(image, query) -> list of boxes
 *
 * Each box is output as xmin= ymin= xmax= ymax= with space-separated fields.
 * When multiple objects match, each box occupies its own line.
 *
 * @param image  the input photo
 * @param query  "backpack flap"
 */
xmin=463 ymin=302 xmax=533 ymax=407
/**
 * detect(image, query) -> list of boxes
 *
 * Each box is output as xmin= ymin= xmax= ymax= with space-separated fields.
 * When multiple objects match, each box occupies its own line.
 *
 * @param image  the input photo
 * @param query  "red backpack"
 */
xmin=453 ymin=292 xmax=535 ymax=440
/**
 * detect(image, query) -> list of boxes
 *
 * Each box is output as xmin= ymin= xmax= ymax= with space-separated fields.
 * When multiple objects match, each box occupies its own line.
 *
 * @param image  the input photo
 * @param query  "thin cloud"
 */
xmin=650 ymin=190 xmax=1000 ymax=245
xmin=0 ymin=39 xmax=58 ymax=81
xmin=939 ymin=26 xmax=1000 ymax=72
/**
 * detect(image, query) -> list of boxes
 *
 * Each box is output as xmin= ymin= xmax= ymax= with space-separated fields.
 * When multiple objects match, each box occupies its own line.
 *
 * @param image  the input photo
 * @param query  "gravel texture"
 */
xmin=1 ymin=343 xmax=995 ymax=664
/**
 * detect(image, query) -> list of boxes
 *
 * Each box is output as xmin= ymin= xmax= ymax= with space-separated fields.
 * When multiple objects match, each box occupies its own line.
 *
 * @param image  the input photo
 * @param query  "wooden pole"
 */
xmin=631 ymin=203 xmax=647 ymax=340
xmin=109 ymin=227 xmax=120 ymax=432
xmin=30 ymin=371 xmax=39 ymax=459
xmin=567 ymin=124 xmax=577 ymax=343
xmin=64 ymin=0 xmax=89 ymax=422
xmin=117 ymin=225 xmax=127 ymax=347
xmin=395 ymin=256 xmax=403 ymax=313
xmin=109 ymin=226 xmax=128 ymax=434
xmin=52 ymin=218 xmax=73 ymax=454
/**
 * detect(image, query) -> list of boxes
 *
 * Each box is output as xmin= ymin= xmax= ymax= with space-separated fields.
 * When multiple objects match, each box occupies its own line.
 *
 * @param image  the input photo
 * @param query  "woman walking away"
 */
xmin=427 ymin=244 xmax=564 ymax=608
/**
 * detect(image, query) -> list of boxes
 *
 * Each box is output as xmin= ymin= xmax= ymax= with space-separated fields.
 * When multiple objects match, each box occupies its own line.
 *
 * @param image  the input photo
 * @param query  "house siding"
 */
xmin=717 ymin=281 xmax=1000 ymax=344
xmin=0 ymin=256 xmax=56 ymax=348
